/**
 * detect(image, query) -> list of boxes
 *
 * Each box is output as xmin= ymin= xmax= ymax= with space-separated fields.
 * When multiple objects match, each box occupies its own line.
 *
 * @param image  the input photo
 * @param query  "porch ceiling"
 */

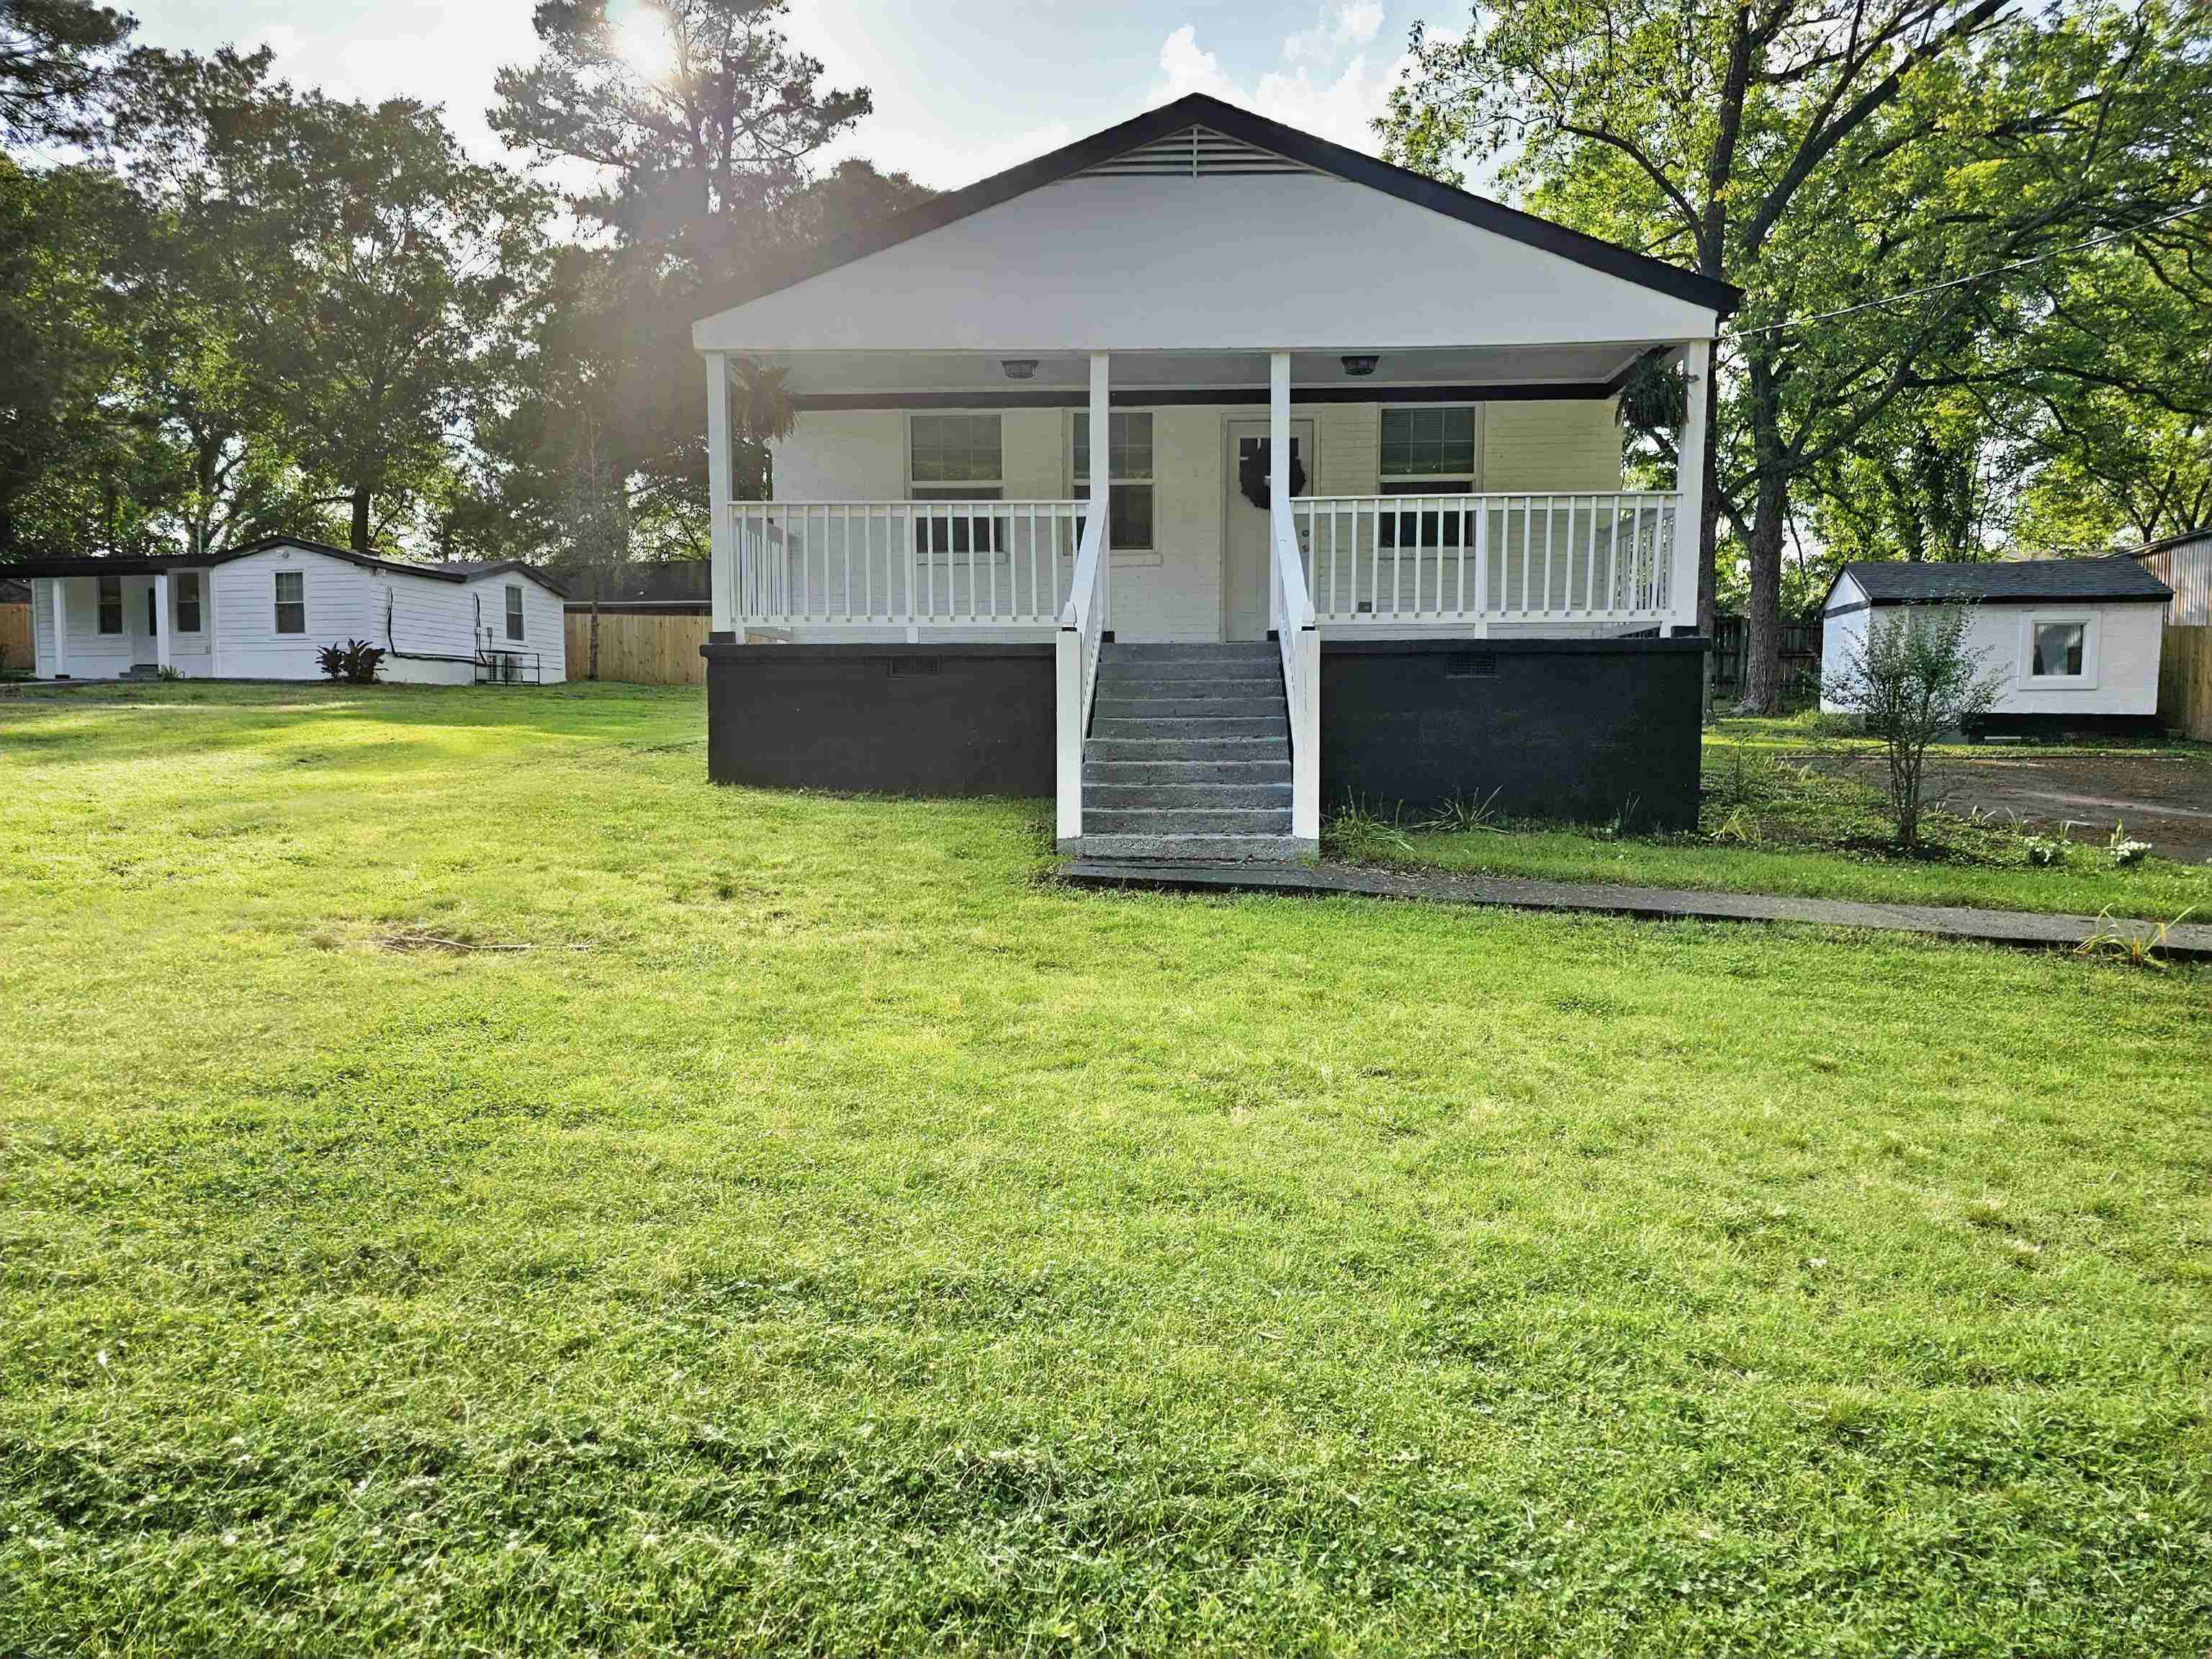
xmin=745 ymin=343 xmax=1660 ymax=403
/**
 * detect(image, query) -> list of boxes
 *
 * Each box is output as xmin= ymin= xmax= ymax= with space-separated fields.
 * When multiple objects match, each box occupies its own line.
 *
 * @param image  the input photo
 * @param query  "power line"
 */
xmin=1727 ymin=198 xmax=2212 ymax=338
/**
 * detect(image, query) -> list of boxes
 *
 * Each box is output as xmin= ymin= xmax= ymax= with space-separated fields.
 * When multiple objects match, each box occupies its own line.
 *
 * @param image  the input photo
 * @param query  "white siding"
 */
xmin=1821 ymin=587 xmax=2164 ymax=716
xmin=1484 ymin=400 xmax=1625 ymax=491
xmin=469 ymin=573 xmax=568 ymax=682
xmin=209 ymin=547 xmax=379 ymax=680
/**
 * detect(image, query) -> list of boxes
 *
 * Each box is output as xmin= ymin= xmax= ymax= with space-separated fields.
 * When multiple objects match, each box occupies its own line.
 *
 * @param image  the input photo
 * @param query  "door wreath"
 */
xmin=1238 ymin=441 xmax=1307 ymax=510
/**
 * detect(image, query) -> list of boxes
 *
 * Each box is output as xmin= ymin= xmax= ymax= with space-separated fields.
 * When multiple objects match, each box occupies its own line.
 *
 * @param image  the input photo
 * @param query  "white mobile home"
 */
xmin=17 ymin=538 xmax=566 ymax=685
xmin=1820 ymin=558 xmax=2172 ymax=732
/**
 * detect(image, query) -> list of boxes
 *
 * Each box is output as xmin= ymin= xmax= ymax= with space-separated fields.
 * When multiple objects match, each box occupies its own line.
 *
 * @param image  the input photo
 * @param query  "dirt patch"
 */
xmin=1807 ymin=751 xmax=2212 ymax=863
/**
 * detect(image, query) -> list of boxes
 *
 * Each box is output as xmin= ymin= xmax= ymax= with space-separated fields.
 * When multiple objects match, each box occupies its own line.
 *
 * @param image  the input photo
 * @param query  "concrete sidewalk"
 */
xmin=1060 ymin=859 xmax=2212 ymax=961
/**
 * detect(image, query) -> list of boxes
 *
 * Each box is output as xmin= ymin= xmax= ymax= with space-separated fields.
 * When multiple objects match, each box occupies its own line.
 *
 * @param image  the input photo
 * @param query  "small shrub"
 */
xmin=1821 ymin=604 xmax=2004 ymax=850
xmin=2020 ymin=834 xmax=2069 ymax=868
xmin=1419 ymin=788 xmax=1503 ymax=835
xmin=316 ymin=639 xmax=387 ymax=684
xmin=2107 ymin=822 xmax=2151 ymax=868
xmin=156 ymin=665 xmax=185 ymax=682
xmin=2076 ymin=906 xmax=2195 ymax=969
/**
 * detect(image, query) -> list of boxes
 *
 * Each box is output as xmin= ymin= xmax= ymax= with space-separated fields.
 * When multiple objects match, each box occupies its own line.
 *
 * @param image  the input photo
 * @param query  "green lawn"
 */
xmin=3 ymin=683 xmax=2209 ymax=1656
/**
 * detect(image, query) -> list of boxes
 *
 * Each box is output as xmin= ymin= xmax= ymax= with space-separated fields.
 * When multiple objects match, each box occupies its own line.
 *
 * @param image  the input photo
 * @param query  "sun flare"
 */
xmin=616 ymin=11 xmax=675 ymax=79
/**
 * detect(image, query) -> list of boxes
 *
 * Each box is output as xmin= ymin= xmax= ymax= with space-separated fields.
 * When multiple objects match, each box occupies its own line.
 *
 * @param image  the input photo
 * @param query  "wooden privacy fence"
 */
xmin=564 ymin=608 xmax=709 ymax=686
xmin=0 ymin=603 xmax=31 ymax=672
xmin=2161 ymin=625 xmax=2212 ymax=740
xmin=1710 ymin=614 xmax=1823 ymax=700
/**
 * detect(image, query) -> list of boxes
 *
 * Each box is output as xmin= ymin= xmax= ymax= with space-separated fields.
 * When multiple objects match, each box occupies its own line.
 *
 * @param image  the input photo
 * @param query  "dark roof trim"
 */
xmin=431 ymin=558 xmax=570 ymax=597
xmin=3 ymin=539 xmax=567 ymax=593
xmin=1823 ymin=559 xmax=2174 ymax=611
xmin=791 ymin=379 xmax=1624 ymax=412
xmin=706 ymin=94 xmax=1741 ymax=327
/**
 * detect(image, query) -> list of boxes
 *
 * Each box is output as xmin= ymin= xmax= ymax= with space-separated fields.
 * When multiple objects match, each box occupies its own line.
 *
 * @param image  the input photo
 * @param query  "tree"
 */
xmin=1822 ymin=604 xmax=2002 ymax=848
xmin=183 ymin=79 xmax=549 ymax=552
xmin=1382 ymin=0 xmax=2212 ymax=711
xmin=490 ymin=0 xmax=871 ymax=257
xmin=1 ymin=0 xmax=131 ymax=143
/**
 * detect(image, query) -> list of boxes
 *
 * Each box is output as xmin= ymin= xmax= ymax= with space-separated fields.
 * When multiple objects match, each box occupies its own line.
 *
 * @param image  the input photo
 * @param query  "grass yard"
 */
xmin=1334 ymin=732 xmax=2212 ymax=922
xmin=2 ymin=682 xmax=2209 ymax=1656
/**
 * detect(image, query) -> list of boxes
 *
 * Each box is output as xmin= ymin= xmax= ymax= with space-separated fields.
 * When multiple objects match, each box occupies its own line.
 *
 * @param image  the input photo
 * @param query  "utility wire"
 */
xmin=1727 ymin=198 xmax=2211 ymax=338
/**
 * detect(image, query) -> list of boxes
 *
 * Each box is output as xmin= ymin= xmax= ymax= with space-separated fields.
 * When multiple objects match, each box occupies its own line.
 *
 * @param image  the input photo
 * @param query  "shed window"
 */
xmin=274 ymin=570 xmax=305 ymax=635
xmin=1380 ymin=406 xmax=1479 ymax=547
xmin=505 ymin=583 xmax=524 ymax=641
xmin=2031 ymin=621 xmax=2085 ymax=678
xmin=97 ymin=576 xmax=122 ymax=634
xmin=175 ymin=572 xmax=202 ymax=633
xmin=1073 ymin=412 xmax=1154 ymax=550
xmin=909 ymin=413 xmax=1002 ymax=553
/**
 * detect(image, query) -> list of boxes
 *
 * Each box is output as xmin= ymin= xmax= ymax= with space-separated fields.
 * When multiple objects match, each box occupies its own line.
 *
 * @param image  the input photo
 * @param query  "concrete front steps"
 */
xmin=1061 ymin=642 xmax=1316 ymax=864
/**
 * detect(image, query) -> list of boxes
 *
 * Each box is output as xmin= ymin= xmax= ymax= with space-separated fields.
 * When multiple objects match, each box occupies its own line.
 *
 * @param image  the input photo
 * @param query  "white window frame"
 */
xmin=1379 ymin=403 xmax=1485 ymax=493
xmin=1069 ymin=409 xmax=1159 ymax=562
xmin=904 ymin=410 xmax=1004 ymax=500
xmin=274 ymin=570 xmax=307 ymax=636
xmin=174 ymin=571 xmax=203 ymax=635
xmin=96 ymin=574 xmax=124 ymax=635
xmin=2020 ymin=611 xmax=2097 ymax=690
xmin=505 ymin=583 xmax=525 ymax=642
xmin=905 ymin=411 xmax=1007 ymax=566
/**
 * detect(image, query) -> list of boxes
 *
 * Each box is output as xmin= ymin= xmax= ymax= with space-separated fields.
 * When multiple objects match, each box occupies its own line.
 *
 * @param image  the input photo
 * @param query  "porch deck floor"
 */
xmin=1057 ymin=858 xmax=2212 ymax=960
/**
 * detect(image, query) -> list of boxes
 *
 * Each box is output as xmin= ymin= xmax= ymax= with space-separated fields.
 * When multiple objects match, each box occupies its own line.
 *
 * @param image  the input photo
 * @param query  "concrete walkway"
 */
xmin=1059 ymin=859 xmax=2212 ymax=961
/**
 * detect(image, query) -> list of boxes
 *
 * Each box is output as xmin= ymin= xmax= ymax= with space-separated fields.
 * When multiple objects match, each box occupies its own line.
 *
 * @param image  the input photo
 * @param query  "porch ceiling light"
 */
xmin=1001 ymin=359 xmax=1039 ymax=380
xmin=1341 ymin=354 xmax=1380 ymax=377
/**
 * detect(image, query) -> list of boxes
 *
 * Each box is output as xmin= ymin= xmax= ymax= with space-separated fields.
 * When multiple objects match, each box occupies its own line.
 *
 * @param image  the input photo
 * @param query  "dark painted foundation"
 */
xmin=703 ymin=641 xmax=1054 ymax=796
xmin=1968 ymin=711 xmax=2165 ymax=740
xmin=1321 ymin=636 xmax=1708 ymax=830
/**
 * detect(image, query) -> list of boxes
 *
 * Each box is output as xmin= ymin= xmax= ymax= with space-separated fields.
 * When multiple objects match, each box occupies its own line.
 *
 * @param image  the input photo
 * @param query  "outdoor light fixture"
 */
xmin=1001 ymin=359 xmax=1039 ymax=380
xmin=1341 ymin=354 xmax=1379 ymax=377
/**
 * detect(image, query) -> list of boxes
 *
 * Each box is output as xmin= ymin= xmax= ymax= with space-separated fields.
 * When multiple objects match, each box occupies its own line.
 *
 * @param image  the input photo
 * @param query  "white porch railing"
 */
xmin=725 ymin=500 xmax=1083 ymax=634
xmin=1293 ymin=492 xmax=1680 ymax=626
xmin=1053 ymin=503 xmax=1110 ymax=840
xmin=1269 ymin=501 xmax=1320 ymax=842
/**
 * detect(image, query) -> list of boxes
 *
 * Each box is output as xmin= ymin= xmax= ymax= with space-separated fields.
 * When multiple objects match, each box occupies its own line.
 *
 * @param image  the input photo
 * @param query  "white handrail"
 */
xmin=1270 ymin=502 xmax=1320 ymax=843
xmin=1054 ymin=505 xmax=1110 ymax=841
xmin=1294 ymin=492 xmax=1680 ymax=626
xmin=724 ymin=500 xmax=1083 ymax=634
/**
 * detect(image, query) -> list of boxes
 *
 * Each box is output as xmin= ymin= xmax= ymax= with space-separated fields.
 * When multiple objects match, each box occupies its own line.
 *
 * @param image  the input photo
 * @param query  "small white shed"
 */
xmin=1820 ymin=557 xmax=2172 ymax=729
xmin=19 ymin=538 xmax=567 ymax=684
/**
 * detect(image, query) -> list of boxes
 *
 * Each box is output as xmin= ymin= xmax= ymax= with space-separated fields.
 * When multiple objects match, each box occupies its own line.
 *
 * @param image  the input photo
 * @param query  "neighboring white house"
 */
xmin=2131 ymin=529 xmax=2211 ymax=625
xmin=17 ymin=538 xmax=567 ymax=684
xmin=690 ymin=94 xmax=1740 ymax=860
xmin=1820 ymin=558 xmax=2172 ymax=727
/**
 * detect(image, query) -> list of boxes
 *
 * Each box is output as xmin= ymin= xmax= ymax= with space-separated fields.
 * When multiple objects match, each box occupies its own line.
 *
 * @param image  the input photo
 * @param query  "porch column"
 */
xmin=1673 ymin=338 xmax=1712 ymax=632
xmin=206 ymin=570 xmax=222 ymax=679
xmin=704 ymin=351 xmax=736 ymax=639
xmin=154 ymin=571 xmax=172 ymax=673
xmin=49 ymin=577 xmax=68 ymax=679
xmin=1269 ymin=352 xmax=1290 ymax=518
xmin=1089 ymin=350 xmax=1110 ymax=630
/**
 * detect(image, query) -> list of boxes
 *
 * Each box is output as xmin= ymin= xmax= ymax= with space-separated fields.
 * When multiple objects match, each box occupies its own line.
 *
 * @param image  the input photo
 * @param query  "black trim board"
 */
xmin=697 ymin=94 xmax=1740 ymax=329
xmin=4 ymin=538 xmax=567 ymax=595
xmin=790 ymin=382 xmax=1620 ymax=413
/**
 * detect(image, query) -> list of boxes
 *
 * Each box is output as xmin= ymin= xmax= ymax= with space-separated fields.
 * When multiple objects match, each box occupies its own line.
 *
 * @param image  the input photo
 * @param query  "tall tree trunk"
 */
xmin=1737 ymin=354 xmax=1790 ymax=715
xmin=350 ymin=487 xmax=372 ymax=553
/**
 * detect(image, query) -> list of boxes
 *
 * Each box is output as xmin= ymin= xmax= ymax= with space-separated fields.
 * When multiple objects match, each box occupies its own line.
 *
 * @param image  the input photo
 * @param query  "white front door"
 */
xmin=1223 ymin=418 xmax=1314 ymax=642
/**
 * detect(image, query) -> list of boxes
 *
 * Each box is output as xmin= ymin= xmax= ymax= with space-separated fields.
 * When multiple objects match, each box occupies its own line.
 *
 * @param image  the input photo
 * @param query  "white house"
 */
xmin=16 ymin=538 xmax=567 ymax=685
xmin=1819 ymin=558 xmax=2172 ymax=732
xmin=691 ymin=95 xmax=1739 ymax=860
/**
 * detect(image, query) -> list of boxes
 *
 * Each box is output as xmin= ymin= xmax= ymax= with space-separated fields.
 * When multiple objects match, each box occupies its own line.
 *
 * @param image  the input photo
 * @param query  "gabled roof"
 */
xmin=1830 ymin=557 xmax=2173 ymax=608
xmin=3 ymin=539 xmax=565 ymax=594
xmin=430 ymin=559 xmax=570 ymax=597
xmin=702 ymin=94 xmax=1740 ymax=330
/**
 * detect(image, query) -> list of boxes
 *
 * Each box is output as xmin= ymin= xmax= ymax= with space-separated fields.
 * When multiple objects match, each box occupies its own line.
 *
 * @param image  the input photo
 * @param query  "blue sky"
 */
xmin=126 ymin=2 xmax=1452 ymax=189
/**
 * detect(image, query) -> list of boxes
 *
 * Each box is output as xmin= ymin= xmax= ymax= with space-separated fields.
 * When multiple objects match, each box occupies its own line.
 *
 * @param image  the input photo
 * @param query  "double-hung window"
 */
xmin=274 ymin=570 xmax=305 ymax=634
xmin=1379 ymin=406 xmax=1480 ymax=548
xmin=908 ymin=413 xmax=1002 ymax=554
xmin=1072 ymin=412 xmax=1154 ymax=552
xmin=505 ymin=583 xmax=525 ymax=641
xmin=175 ymin=572 xmax=202 ymax=633
xmin=96 ymin=575 xmax=123 ymax=634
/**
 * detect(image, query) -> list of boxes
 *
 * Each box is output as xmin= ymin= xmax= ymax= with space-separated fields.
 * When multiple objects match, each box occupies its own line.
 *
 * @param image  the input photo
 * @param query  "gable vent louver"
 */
xmin=1076 ymin=126 xmax=1318 ymax=179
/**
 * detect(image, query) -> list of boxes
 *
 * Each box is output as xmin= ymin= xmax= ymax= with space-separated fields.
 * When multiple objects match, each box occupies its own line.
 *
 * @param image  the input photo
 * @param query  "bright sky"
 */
xmin=124 ymin=1 xmax=1450 ymax=191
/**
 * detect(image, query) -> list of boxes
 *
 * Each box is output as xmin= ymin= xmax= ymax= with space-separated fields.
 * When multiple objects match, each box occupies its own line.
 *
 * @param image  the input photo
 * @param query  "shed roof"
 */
xmin=2 ymin=539 xmax=564 ymax=595
xmin=1830 ymin=558 xmax=2172 ymax=608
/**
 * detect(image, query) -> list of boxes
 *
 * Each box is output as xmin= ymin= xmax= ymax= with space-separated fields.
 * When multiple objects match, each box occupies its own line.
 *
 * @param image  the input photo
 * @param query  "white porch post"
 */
xmin=1090 ymin=350 xmax=1110 ymax=629
xmin=48 ymin=577 xmax=68 ymax=678
xmin=205 ymin=569 xmax=222 ymax=679
xmin=704 ymin=351 xmax=736 ymax=639
xmin=1269 ymin=352 xmax=1290 ymax=526
xmin=1673 ymin=337 xmax=1712 ymax=633
xmin=153 ymin=571 xmax=172 ymax=673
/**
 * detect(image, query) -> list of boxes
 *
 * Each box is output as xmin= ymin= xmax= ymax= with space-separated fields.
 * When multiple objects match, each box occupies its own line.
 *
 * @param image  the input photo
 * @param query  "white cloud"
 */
xmin=1151 ymin=14 xmax=1419 ymax=158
